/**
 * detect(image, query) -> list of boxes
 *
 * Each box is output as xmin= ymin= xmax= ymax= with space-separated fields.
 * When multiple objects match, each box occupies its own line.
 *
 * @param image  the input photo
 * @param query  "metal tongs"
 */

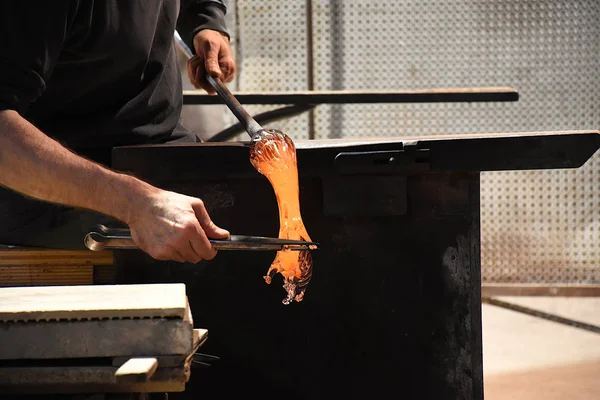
xmin=84 ymin=225 xmax=317 ymax=252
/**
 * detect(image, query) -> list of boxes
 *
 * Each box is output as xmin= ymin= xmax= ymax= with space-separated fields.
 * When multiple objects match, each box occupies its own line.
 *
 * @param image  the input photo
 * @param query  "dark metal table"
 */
xmin=111 ymin=130 xmax=599 ymax=400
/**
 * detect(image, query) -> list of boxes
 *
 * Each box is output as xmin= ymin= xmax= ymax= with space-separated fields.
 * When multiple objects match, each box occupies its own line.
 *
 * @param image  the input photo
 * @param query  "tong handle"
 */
xmin=205 ymin=74 xmax=264 ymax=139
xmin=84 ymin=227 xmax=316 ymax=252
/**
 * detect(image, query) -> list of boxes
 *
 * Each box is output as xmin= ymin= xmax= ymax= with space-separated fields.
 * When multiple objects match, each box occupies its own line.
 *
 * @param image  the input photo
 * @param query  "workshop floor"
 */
xmin=482 ymin=296 xmax=600 ymax=400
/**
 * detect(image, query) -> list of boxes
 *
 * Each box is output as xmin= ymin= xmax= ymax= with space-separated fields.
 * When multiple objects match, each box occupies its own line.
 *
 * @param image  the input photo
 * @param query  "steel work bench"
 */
xmin=110 ymin=127 xmax=599 ymax=400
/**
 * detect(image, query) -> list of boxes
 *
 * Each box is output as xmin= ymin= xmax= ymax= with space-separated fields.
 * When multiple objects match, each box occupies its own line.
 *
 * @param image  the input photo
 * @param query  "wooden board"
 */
xmin=182 ymin=86 xmax=519 ymax=105
xmin=0 ymin=265 xmax=93 ymax=287
xmin=0 ymin=283 xmax=187 ymax=321
xmin=0 ymin=249 xmax=113 ymax=266
xmin=0 ymin=366 xmax=188 ymax=393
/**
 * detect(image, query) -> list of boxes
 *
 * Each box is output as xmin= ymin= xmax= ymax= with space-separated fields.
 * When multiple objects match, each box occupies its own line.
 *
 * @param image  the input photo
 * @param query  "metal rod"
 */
xmin=174 ymin=30 xmax=194 ymax=57
xmin=482 ymin=297 xmax=600 ymax=335
xmin=329 ymin=0 xmax=345 ymax=139
xmin=306 ymin=0 xmax=316 ymax=140
xmin=207 ymin=104 xmax=315 ymax=142
xmin=85 ymin=225 xmax=317 ymax=252
xmin=205 ymin=74 xmax=264 ymax=138
xmin=85 ymin=231 xmax=316 ymax=252
xmin=233 ymin=0 xmax=242 ymax=91
xmin=183 ymin=87 xmax=519 ymax=105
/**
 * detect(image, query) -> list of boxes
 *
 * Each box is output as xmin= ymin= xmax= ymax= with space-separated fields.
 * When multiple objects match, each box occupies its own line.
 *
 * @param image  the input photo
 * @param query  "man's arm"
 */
xmin=178 ymin=0 xmax=236 ymax=93
xmin=0 ymin=2 xmax=228 ymax=263
xmin=0 ymin=110 xmax=229 ymax=263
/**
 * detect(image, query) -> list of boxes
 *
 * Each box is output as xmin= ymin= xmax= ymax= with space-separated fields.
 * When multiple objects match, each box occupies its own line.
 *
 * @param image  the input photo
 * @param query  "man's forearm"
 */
xmin=0 ymin=110 xmax=156 ymax=224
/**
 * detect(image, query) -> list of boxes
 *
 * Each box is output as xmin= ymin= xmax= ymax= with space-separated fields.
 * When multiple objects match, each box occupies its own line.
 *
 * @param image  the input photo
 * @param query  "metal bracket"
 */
xmin=334 ymin=146 xmax=430 ymax=175
xmin=322 ymin=175 xmax=408 ymax=217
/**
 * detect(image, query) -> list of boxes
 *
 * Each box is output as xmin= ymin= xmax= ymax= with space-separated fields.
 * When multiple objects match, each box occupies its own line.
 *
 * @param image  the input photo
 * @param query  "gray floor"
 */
xmin=482 ymin=297 xmax=600 ymax=400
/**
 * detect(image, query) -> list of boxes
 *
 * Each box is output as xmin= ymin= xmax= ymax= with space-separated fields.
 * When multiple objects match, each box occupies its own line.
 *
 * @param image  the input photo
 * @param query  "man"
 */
xmin=0 ymin=1 xmax=236 ymax=263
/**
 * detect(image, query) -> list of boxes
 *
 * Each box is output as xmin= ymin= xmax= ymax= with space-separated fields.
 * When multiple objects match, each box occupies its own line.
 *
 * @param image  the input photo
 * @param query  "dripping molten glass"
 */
xmin=249 ymin=129 xmax=313 ymax=305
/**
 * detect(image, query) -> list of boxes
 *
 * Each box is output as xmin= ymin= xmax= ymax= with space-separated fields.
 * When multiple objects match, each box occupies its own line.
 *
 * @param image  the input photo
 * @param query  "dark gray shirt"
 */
xmin=0 ymin=0 xmax=228 ymax=163
xmin=0 ymin=0 xmax=229 ymax=247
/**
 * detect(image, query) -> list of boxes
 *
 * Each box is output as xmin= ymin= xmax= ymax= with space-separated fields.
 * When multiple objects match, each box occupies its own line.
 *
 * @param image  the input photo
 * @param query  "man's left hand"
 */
xmin=187 ymin=30 xmax=236 ymax=94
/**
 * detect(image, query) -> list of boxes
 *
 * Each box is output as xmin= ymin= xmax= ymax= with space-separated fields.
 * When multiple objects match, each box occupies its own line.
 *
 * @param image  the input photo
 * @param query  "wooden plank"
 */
xmin=0 ymin=249 xmax=114 ymax=266
xmin=0 ymin=381 xmax=186 ymax=394
xmin=182 ymin=87 xmax=519 ymax=105
xmin=481 ymin=283 xmax=600 ymax=297
xmin=0 ymin=365 xmax=189 ymax=393
xmin=0 ymin=316 xmax=193 ymax=360
xmin=115 ymin=358 xmax=158 ymax=383
xmin=0 ymin=265 xmax=93 ymax=287
xmin=0 ymin=283 xmax=187 ymax=322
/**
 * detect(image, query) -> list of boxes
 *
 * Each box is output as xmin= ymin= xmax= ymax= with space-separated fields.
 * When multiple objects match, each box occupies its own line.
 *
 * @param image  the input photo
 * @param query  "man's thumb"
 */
xmin=204 ymin=46 xmax=222 ymax=78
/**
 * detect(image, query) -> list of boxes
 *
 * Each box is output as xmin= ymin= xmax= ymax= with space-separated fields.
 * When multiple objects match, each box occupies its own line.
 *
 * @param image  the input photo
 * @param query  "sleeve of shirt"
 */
xmin=177 ymin=0 xmax=230 ymax=54
xmin=0 ymin=2 xmax=75 ymax=115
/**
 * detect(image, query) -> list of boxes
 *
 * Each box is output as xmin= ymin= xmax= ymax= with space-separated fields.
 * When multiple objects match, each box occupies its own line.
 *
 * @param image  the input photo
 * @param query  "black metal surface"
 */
xmin=112 ymin=131 xmax=600 ymax=181
xmin=109 ymin=131 xmax=598 ymax=400
xmin=114 ymin=172 xmax=483 ymax=400
xmin=322 ymin=175 xmax=408 ymax=216
xmin=183 ymin=87 xmax=519 ymax=105
xmin=334 ymin=148 xmax=431 ymax=174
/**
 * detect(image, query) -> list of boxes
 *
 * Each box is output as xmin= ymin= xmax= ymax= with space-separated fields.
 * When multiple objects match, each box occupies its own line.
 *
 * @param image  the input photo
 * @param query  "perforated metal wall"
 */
xmin=226 ymin=0 xmax=600 ymax=284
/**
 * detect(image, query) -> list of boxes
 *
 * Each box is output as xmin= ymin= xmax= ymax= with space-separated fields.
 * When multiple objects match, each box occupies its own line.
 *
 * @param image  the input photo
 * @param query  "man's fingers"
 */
xmin=188 ymin=225 xmax=217 ymax=261
xmin=178 ymin=240 xmax=203 ymax=264
xmin=187 ymin=57 xmax=199 ymax=83
xmin=195 ymin=68 xmax=216 ymax=94
xmin=171 ymin=248 xmax=187 ymax=263
xmin=220 ymin=57 xmax=236 ymax=83
xmin=188 ymin=57 xmax=217 ymax=94
xmin=204 ymin=43 xmax=222 ymax=79
xmin=192 ymin=200 xmax=230 ymax=239
xmin=219 ymin=43 xmax=236 ymax=83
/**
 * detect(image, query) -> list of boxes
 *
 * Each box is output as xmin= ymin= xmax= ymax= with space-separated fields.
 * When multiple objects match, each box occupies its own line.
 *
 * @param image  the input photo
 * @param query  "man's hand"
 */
xmin=187 ymin=29 xmax=236 ymax=94
xmin=127 ymin=189 xmax=230 ymax=263
xmin=0 ymin=110 xmax=229 ymax=264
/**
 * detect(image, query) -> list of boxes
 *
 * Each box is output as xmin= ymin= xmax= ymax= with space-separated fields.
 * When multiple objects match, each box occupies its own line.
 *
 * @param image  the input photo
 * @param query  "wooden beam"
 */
xmin=481 ymin=284 xmax=600 ymax=297
xmin=0 ymin=365 xmax=189 ymax=393
xmin=183 ymin=87 xmax=519 ymax=105
xmin=0 ymin=265 xmax=93 ymax=287
xmin=0 ymin=249 xmax=113 ymax=266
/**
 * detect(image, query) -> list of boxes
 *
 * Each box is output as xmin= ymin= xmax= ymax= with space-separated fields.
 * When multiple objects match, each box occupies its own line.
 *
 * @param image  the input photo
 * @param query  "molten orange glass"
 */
xmin=249 ymin=129 xmax=313 ymax=304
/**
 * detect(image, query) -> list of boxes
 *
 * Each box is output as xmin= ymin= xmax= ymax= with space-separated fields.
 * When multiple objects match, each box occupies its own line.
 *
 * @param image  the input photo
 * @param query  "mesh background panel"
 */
xmin=227 ymin=0 xmax=600 ymax=284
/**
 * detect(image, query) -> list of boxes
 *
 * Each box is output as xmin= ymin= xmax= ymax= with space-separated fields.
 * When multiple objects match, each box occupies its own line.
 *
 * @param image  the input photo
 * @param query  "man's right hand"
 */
xmin=127 ymin=189 xmax=230 ymax=263
xmin=0 ymin=110 xmax=229 ymax=264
